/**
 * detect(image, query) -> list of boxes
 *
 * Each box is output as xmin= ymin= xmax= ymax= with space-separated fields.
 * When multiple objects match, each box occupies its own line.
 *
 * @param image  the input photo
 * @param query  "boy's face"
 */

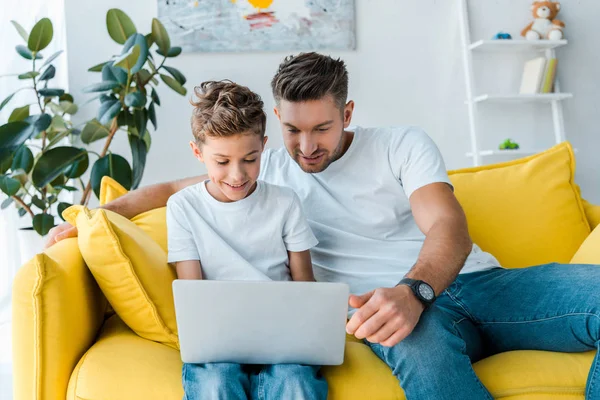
xmin=274 ymin=95 xmax=354 ymax=174
xmin=191 ymin=133 xmax=267 ymax=202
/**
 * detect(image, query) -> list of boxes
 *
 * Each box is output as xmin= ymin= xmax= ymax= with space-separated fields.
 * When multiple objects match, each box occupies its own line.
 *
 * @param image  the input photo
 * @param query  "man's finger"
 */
xmin=346 ymin=295 xmax=378 ymax=335
xmin=380 ymin=327 xmax=410 ymax=348
xmin=348 ymin=290 xmax=374 ymax=309
xmin=366 ymin=318 xmax=402 ymax=344
xmin=354 ymin=310 xmax=389 ymax=340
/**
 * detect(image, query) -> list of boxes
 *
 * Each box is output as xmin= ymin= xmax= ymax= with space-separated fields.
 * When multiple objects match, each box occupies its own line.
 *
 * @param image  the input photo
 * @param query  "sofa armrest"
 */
xmin=12 ymin=238 xmax=107 ymax=400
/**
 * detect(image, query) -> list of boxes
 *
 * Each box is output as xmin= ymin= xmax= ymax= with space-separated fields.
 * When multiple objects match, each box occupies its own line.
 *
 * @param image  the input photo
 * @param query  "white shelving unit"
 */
xmin=458 ymin=0 xmax=572 ymax=166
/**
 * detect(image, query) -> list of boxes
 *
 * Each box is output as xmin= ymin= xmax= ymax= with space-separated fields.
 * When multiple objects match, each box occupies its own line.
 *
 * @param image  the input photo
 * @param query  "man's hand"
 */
xmin=45 ymin=222 xmax=78 ymax=249
xmin=346 ymin=285 xmax=425 ymax=347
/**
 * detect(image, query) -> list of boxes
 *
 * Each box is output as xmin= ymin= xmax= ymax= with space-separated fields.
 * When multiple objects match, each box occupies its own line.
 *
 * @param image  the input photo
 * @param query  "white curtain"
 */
xmin=0 ymin=1 xmax=67 ymax=398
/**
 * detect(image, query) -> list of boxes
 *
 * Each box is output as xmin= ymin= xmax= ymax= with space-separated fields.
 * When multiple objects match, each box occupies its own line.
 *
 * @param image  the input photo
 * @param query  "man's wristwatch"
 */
xmin=397 ymin=278 xmax=436 ymax=308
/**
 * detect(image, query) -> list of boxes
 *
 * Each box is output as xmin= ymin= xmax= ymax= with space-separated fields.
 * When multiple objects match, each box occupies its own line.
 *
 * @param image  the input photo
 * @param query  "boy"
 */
xmin=166 ymin=80 xmax=327 ymax=400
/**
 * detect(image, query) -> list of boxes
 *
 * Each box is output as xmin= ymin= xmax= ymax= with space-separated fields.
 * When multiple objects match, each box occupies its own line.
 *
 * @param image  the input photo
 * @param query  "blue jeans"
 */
xmin=367 ymin=263 xmax=600 ymax=400
xmin=182 ymin=362 xmax=327 ymax=400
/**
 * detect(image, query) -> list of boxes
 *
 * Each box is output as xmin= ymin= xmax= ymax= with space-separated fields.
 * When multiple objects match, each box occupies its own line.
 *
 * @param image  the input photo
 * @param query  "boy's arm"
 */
xmin=45 ymin=175 xmax=207 ymax=248
xmin=174 ymin=260 xmax=203 ymax=280
xmin=288 ymin=250 xmax=316 ymax=282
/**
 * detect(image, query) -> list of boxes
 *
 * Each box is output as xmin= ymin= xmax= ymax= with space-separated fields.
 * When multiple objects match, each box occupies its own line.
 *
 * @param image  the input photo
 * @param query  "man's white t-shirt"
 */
xmin=259 ymin=126 xmax=501 ymax=297
xmin=167 ymin=180 xmax=318 ymax=281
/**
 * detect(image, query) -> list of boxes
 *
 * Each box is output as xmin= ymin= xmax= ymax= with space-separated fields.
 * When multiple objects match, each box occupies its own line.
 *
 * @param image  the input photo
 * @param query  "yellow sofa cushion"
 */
xmin=448 ymin=142 xmax=590 ymax=269
xmin=68 ymin=316 xmax=595 ymax=400
xmin=63 ymin=205 xmax=179 ymax=349
xmin=570 ymin=223 xmax=600 ymax=264
xmin=582 ymin=199 xmax=600 ymax=230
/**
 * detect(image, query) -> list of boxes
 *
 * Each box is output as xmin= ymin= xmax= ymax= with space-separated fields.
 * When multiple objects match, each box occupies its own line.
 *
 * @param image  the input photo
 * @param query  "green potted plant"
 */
xmin=0 ymin=10 xmax=188 ymax=240
xmin=79 ymin=9 xmax=187 ymax=205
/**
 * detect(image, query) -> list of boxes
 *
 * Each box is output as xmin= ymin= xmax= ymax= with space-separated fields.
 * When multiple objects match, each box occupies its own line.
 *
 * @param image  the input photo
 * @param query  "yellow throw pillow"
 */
xmin=570 ymin=223 xmax=600 ymax=264
xmin=99 ymin=176 xmax=129 ymax=206
xmin=63 ymin=205 xmax=178 ymax=349
xmin=448 ymin=142 xmax=590 ymax=269
xmin=582 ymin=199 xmax=600 ymax=230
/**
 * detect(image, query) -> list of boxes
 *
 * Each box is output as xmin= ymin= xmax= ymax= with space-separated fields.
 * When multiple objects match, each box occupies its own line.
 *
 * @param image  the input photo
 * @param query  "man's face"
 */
xmin=190 ymin=133 xmax=267 ymax=202
xmin=274 ymin=95 xmax=354 ymax=173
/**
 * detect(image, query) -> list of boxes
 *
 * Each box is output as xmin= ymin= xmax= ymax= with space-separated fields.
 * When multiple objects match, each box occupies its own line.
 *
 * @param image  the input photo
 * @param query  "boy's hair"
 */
xmin=271 ymin=52 xmax=348 ymax=110
xmin=190 ymin=80 xmax=266 ymax=144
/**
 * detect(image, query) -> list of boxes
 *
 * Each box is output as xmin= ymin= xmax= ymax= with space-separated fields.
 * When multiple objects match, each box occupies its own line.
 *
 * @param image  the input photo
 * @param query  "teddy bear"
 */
xmin=521 ymin=1 xmax=565 ymax=40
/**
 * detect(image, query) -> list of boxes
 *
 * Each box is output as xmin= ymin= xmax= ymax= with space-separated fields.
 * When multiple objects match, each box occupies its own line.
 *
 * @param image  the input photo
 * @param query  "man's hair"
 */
xmin=190 ymin=80 xmax=266 ymax=144
xmin=271 ymin=52 xmax=348 ymax=110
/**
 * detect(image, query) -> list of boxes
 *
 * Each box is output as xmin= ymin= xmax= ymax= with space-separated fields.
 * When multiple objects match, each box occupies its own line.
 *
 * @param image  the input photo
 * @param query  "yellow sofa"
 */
xmin=12 ymin=143 xmax=600 ymax=399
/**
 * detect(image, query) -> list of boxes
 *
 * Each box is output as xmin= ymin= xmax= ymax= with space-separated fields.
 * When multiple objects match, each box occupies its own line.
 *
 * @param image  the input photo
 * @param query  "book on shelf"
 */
xmin=519 ymin=57 xmax=558 ymax=94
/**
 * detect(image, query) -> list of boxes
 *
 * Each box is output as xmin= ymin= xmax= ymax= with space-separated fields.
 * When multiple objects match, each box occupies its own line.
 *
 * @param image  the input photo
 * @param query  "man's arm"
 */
xmin=346 ymin=182 xmax=472 ymax=347
xmin=175 ymin=260 xmax=203 ymax=280
xmin=45 ymin=175 xmax=207 ymax=248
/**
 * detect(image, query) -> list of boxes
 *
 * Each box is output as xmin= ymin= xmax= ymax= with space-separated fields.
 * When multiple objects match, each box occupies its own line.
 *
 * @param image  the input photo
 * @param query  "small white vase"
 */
xmin=17 ymin=228 xmax=45 ymax=264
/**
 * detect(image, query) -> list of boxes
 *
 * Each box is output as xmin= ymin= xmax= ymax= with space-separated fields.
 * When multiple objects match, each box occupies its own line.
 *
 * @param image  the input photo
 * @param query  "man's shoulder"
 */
xmin=167 ymin=181 xmax=204 ymax=209
xmin=260 ymin=181 xmax=297 ymax=203
xmin=358 ymin=125 xmax=427 ymax=142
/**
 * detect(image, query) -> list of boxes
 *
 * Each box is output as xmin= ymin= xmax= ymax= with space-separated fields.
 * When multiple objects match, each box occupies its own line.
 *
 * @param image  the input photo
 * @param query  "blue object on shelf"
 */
xmin=493 ymin=32 xmax=512 ymax=40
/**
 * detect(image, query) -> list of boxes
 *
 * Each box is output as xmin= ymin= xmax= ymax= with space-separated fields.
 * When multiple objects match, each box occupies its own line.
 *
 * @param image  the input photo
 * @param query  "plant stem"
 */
xmin=32 ymin=57 xmax=48 ymax=205
xmin=12 ymin=195 xmax=34 ymax=218
xmin=141 ymin=56 xmax=167 ymax=87
xmin=79 ymin=117 xmax=119 ymax=206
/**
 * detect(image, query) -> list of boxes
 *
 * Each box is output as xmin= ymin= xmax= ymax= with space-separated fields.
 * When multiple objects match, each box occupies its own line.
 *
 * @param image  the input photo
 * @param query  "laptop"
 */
xmin=172 ymin=280 xmax=349 ymax=365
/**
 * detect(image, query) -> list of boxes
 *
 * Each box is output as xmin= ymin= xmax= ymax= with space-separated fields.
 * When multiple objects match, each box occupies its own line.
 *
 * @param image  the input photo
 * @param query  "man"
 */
xmin=47 ymin=53 xmax=600 ymax=399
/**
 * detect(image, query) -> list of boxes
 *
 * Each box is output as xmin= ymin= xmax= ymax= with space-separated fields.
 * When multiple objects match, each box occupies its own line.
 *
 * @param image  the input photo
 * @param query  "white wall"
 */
xmin=64 ymin=0 xmax=600 ymax=203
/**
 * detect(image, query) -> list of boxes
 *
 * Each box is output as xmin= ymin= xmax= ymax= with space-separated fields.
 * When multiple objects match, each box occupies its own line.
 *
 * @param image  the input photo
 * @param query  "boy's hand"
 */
xmin=346 ymin=285 xmax=425 ymax=347
xmin=45 ymin=222 xmax=78 ymax=249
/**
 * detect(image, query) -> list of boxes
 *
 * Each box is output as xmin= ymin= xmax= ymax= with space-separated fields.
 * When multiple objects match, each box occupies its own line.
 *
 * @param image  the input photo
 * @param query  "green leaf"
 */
xmin=0 ymin=121 xmax=34 ymax=150
xmin=81 ymin=119 xmax=110 ymax=144
xmin=91 ymin=154 xmax=132 ymax=197
xmin=151 ymin=18 xmax=170 ymax=56
xmin=31 ymin=195 xmax=46 ymax=210
xmin=57 ymin=202 xmax=72 ymax=221
xmin=38 ymin=88 xmax=65 ymax=97
xmin=54 ymin=185 xmax=77 ymax=192
xmin=122 ymin=33 xmax=148 ymax=74
xmin=98 ymin=100 xmax=121 ymax=125
xmin=124 ymin=91 xmax=146 ymax=108
xmin=156 ymin=46 xmax=182 ymax=58
xmin=59 ymin=101 xmax=78 ymax=115
xmin=162 ymin=65 xmax=186 ymax=85
xmin=134 ymin=108 xmax=147 ymax=136
xmin=64 ymin=151 xmax=89 ymax=178
xmin=1 ymin=196 xmax=14 ymax=210
xmin=0 ymin=149 xmax=13 ymax=174
xmin=59 ymin=93 xmax=74 ymax=102
xmin=106 ymin=9 xmax=137 ymax=45
xmin=114 ymin=44 xmax=140 ymax=72
xmin=11 ymin=21 xmax=29 ymax=42
xmin=8 ymin=105 xmax=30 ymax=122
xmin=160 ymin=74 xmax=186 ymax=95
xmin=50 ymin=115 xmax=68 ymax=132
xmin=39 ymin=65 xmax=56 ymax=81
xmin=33 ymin=213 xmax=54 ymax=236
xmin=82 ymin=81 xmax=121 ymax=93
xmin=148 ymin=102 xmax=157 ymax=130
xmin=0 ymin=175 xmax=21 ymax=196
xmin=89 ymin=61 xmax=108 ymax=72
xmin=18 ymin=208 xmax=27 ymax=217
xmin=41 ymin=50 xmax=63 ymax=69
xmin=11 ymin=146 xmax=34 ymax=173
xmin=16 ymin=45 xmax=39 ymax=60
xmin=147 ymin=58 xmax=158 ymax=74
xmin=137 ymin=69 xmax=152 ymax=84
xmin=145 ymin=33 xmax=154 ymax=48
xmin=151 ymin=87 xmax=160 ymax=106
xmin=46 ymin=128 xmax=75 ymax=148
xmin=18 ymin=71 xmax=40 ymax=80
xmin=142 ymin=129 xmax=152 ymax=151
xmin=31 ymin=146 xmax=87 ymax=188
xmin=0 ymin=92 xmax=16 ymax=111
xmin=128 ymin=133 xmax=147 ymax=189
xmin=28 ymin=18 xmax=53 ymax=52
xmin=27 ymin=113 xmax=52 ymax=135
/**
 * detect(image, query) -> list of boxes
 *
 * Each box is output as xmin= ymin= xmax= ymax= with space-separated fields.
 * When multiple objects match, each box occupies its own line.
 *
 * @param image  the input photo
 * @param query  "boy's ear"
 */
xmin=263 ymin=136 xmax=268 ymax=148
xmin=189 ymin=141 xmax=204 ymax=162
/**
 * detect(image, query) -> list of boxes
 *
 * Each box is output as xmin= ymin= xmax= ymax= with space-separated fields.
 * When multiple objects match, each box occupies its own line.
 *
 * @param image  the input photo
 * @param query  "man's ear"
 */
xmin=273 ymin=106 xmax=281 ymax=121
xmin=343 ymin=100 xmax=355 ymax=128
xmin=189 ymin=141 xmax=204 ymax=162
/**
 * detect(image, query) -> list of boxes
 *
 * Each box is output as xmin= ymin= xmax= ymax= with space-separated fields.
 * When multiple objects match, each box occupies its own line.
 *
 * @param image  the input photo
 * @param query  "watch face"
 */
xmin=418 ymin=283 xmax=435 ymax=301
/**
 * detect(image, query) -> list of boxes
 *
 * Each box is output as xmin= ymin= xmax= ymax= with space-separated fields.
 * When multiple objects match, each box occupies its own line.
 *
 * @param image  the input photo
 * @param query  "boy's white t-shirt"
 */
xmin=167 ymin=180 xmax=318 ymax=281
xmin=259 ymin=126 xmax=502 ymax=297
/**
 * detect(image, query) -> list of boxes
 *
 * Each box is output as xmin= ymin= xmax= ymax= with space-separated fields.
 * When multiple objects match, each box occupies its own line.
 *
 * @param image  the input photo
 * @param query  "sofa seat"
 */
xmin=67 ymin=315 xmax=595 ymax=400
